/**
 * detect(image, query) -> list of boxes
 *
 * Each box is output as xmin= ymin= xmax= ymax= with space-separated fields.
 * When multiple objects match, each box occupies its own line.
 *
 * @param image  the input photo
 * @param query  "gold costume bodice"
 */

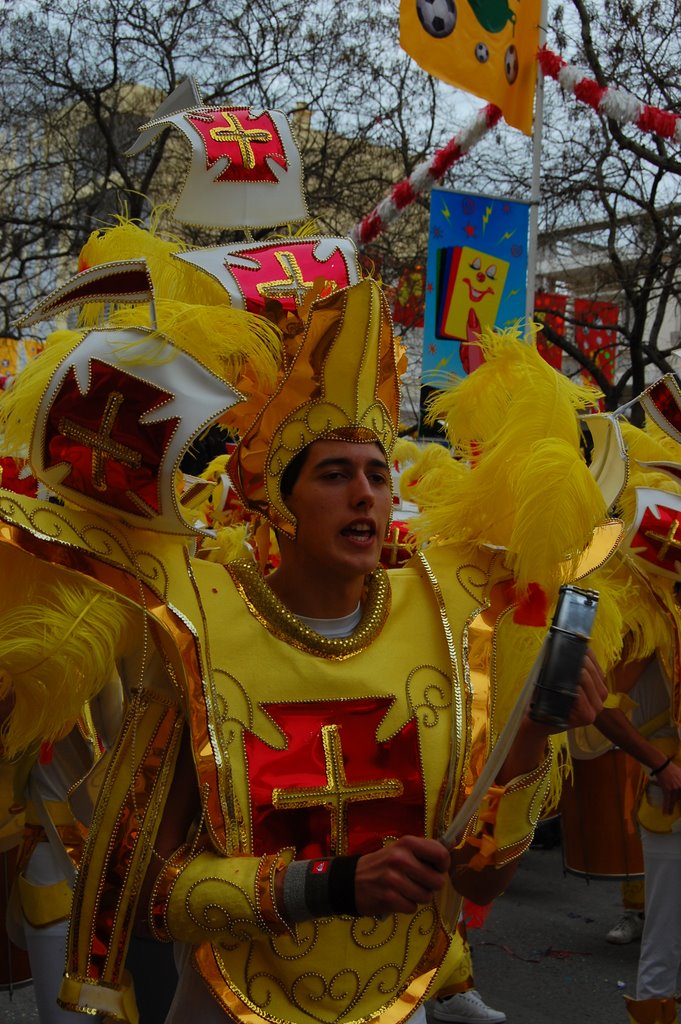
xmin=181 ymin=553 xmax=484 ymax=1024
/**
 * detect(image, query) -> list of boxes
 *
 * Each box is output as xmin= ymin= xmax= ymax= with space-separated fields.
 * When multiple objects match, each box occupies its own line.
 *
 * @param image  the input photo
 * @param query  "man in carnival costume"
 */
xmin=0 ymin=90 xmax=616 ymax=1024
xmin=0 ymin=269 xmax=612 ymax=1024
xmin=567 ymin=378 xmax=681 ymax=1024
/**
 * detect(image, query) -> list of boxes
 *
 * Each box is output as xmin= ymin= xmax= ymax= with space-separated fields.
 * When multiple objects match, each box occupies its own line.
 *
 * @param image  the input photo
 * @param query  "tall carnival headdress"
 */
xmin=229 ymin=277 xmax=400 ymax=537
xmin=2 ymin=80 xmax=374 ymax=538
xmin=5 ymin=261 xmax=280 ymax=535
xmin=124 ymin=81 xmax=361 ymax=315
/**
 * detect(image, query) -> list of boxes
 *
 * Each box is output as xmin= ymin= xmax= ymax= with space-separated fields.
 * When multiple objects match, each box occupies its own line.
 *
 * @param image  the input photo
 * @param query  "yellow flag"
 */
xmin=400 ymin=0 xmax=541 ymax=135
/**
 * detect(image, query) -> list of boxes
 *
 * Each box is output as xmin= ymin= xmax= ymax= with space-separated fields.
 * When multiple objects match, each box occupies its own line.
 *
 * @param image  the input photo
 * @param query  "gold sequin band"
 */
xmin=254 ymin=848 xmax=293 ymax=935
xmin=227 ymin=559 xmax=391 ymax=659
xmin=148 ymin=840 xmax=207 ymax=943
xmin=64 ymin=692 xmax=185 ymax=995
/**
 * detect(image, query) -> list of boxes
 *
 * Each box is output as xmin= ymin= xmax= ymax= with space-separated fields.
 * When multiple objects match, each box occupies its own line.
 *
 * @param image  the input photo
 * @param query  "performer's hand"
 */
xmin=498 ymin=650 xmax=607 ymax=785
xmin=354 ymin=835 xmax=450 ymax=917
xmin=526 ymin=647 xmax=607 ymax=735
xmin=652 ymin=759 xmax=681 ymax=815
xmin=562 ymin=648 xmax=608 ymax=729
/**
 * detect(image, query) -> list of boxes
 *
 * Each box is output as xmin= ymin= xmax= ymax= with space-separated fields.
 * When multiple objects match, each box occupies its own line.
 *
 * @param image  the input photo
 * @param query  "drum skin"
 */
xmin=560 ymin=747 xmax=645 ymax=880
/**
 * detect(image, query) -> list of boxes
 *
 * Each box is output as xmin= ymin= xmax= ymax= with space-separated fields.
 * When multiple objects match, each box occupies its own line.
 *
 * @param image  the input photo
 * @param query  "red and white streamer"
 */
xmin=350 ymin=103 xmax=502 ymax=247
xmin=351 ymin=47 xmax=680 ymax=248
xmin=538 ymin=46 xmax=681 ymax=144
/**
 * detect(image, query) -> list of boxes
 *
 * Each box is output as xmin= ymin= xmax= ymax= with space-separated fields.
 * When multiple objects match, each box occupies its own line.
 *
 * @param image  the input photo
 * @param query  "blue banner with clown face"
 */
xmin=422 ymin=188 xmax=530 ymax=386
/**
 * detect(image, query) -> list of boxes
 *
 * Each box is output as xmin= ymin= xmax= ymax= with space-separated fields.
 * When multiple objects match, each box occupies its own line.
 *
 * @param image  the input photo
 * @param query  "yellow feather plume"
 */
xmin=400 ymin=360 xmax=607 ymax=605
xmin=0 ymin=329 xmax=86 ymax=456
xmin=103 ymin=299 xmax=284 ymax=392
xmin=394 ymin=329 xmax=616 ymax=812
xmin=397 ymin=442 xmax=468 ymax=537
xmin=425 ymin=325 xmax=601 ymax=462
xmin=392 ymin=437 xmax=420 ymax=469
xmin=0 ymin=300 xmax=284 ymax=462
xmin=198 ymin=524 xmax=253 ymax=564
xmin=0 ymin=581 xmax=134 ymax=759
xmin=508 ymin=438 xmax=607 ymax=595
xmin=77 ymin=213 xmax=228 ymax=327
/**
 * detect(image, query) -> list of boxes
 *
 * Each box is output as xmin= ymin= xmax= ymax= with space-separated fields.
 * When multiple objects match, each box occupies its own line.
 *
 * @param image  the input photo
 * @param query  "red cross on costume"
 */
xmin=224 ymin=241 xmax=355 ymax=314
xmin=245 ymin=697 xmax=425 ymax=858
xmin=629 ymin=495 xmax=681 ymax=578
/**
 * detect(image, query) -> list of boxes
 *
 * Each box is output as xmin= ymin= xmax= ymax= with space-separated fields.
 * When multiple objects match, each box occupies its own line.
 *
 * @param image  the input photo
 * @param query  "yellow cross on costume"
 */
xmin=272 ymin=723 xmax=403 ymax=855
xmin=645 ymin=517 xmax=681 ymax=561
xmin=256 ymin=251 xmax=315 ymax=306
xmin=381 ymin=523 xmax=417 ymax=568
xmin=59 ymin=390 xmax=142 ymax=492
xmin=209 ymin=112 xmax=272 ymax=169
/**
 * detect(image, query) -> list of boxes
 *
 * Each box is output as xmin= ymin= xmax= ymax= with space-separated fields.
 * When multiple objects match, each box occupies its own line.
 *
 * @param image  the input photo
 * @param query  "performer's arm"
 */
xmin=60 ymin=687 xmax=187 ymax=1020
xmin=447 ymin=648 xmax=608 ymax=904
xmin=141 ymin=725 xmax=294 ymax=943
xmin=135 ymin=725 xmax=201 ymax=934
xmin=595 ymin=656 xmax=681 ymax=815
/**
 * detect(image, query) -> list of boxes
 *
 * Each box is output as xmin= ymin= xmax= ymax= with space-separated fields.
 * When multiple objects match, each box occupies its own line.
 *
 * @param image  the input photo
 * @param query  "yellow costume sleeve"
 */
xmin=464 ymin=755 xmax=552 ymax=869
xmin=59 ymin=689 xmax=185 ymax=1024
xmin=150 ymin=839 xmax=293 ymax=944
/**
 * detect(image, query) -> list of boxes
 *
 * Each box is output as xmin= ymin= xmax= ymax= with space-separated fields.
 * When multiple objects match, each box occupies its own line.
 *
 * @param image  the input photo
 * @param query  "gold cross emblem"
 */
xmin=256 ymin=251 xmax=315 ymax=306
xmin=272 ymin=724 xmax=403 ymax=855
xmin=59 ymin=390 xmax=142 ymax=492
xmin=644 ymin=517 xmax=681 ymax=561
xmin=381 ymin=523 xmax=417 ymax=567
xmin=209 ymin=112 xmax=272 ymax=169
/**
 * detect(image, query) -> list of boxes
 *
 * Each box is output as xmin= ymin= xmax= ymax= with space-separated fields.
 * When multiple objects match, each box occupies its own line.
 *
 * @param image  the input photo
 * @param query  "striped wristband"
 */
xmin=282 ymin=856 xmax=360 ymax=923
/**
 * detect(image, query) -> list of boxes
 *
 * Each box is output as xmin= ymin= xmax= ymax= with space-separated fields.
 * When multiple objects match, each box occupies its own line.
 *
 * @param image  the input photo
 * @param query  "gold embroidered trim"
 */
xmin=254 ymin=850 xmax=292 ymax=936
xmin=196 ymin=902 xmax=449 ymax=1024
xmin=415 ymin=552 xmax=465 ymax=837
xmin=502 ymin=753 xmax=552 ymax=797
xmin=184 ymin=547 xmax=245 ymax=855
xmin=226 ymin=559 xmax=391 ymax=659
xmin=149 ymin=841 xmax=203 ymax=943
xmin=465 ymin=754 xmax=553 ymax=868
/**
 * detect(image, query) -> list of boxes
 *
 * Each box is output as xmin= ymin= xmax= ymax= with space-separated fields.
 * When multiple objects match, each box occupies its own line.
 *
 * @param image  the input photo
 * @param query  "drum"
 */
xmin=0 ymin=848 xmax=32 ymax=991
xmin=560 ymin=747 xmax=645 ymax=880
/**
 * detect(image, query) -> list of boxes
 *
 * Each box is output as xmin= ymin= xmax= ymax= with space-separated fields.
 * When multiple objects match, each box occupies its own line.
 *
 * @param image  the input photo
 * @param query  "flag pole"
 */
xmin=524 ymin=0 xmax=548 ymax=335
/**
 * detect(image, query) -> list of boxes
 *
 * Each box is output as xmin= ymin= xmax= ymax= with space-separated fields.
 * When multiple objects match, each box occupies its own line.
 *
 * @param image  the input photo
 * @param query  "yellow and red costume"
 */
xmin=0 ymin=265 xmax=623 ymax=1023
xmin=0 ymin=83 xmax=632 ymax=1024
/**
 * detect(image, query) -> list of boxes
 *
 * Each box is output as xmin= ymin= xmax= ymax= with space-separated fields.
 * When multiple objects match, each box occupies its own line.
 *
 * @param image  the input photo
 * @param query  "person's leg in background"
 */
xmin=607 ymin=877 xmax=645 ymax=944
xmin=625 ymin=829 xmax=681 ymax=1023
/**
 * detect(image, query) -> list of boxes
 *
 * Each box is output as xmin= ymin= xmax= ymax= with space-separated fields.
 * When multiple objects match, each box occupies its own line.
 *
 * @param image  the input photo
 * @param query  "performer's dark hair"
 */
xmin=280 ymin=446 xmax=310 ymax=498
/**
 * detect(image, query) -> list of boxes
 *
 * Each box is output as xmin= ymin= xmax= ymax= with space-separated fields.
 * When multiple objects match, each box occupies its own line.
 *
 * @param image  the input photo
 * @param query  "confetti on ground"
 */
xmin=477 ymin=942 xmax=540 ymax=963
xmin=543 ymin=948 xmax=590 ymax=960
xmin=477 ymin=941 xmax=591 ymax=963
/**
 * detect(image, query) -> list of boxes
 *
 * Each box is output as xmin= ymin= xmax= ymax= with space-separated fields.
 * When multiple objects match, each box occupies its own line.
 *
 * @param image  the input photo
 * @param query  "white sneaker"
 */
xmin=431 ymin=989 xmax=507 ymax=1023
xmin=606 ymin=911 xmax=645 ymax=944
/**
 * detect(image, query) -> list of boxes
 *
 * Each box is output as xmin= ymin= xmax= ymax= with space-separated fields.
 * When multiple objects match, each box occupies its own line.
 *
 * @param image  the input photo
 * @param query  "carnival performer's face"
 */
xmin=284 ymin=440 xmax=392 ymax=585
